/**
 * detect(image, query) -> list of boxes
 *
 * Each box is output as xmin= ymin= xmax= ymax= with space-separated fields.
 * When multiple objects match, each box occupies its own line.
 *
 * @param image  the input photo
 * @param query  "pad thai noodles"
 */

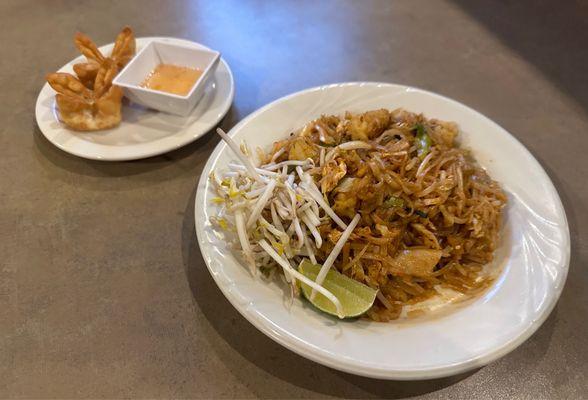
xmin=209 ymin=108 xmax=507 ymax=321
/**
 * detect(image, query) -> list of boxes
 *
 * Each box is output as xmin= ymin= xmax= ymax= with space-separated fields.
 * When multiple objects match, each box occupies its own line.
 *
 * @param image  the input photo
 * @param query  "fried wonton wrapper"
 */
xmin=110 ymin=26 xmax=136 ymax=68
xmin=72 ymin=61 xmax=101 ymax=89
xmin=73 ymin=26 xmax=135 ymax=88
xmin=47 ymin=60 xmax=123 ymax=131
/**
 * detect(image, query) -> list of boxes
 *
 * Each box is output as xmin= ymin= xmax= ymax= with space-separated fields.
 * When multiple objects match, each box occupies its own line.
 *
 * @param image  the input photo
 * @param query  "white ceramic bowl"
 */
xmin=114 ymin=40 xmax=220 ymax=116
xmin=195 ymin=82 xmax=570 ymax=380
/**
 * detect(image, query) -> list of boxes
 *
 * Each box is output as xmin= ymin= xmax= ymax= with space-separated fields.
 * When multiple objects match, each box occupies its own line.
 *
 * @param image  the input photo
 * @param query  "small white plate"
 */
xmin=35 ymin=37 xmax=234 ymax=161
xmin=195 ymin=82 xmax=570 ymax=380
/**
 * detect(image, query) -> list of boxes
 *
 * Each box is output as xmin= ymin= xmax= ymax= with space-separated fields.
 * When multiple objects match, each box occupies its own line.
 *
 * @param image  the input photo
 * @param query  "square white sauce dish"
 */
xmin=114 ymin=40 xmax=220 ymax=116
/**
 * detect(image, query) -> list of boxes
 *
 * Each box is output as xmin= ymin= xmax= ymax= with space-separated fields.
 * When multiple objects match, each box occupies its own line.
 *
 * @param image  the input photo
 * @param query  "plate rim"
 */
xmin=35 ymin=36 xmax=235 ymax=161
xmin=194 ymin=81 xmax=571 ymax=380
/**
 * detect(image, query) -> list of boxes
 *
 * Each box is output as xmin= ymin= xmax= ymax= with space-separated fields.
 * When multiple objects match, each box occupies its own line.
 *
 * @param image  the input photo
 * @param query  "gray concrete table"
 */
xmin=2 ymin=0 xmax=587 ymax=398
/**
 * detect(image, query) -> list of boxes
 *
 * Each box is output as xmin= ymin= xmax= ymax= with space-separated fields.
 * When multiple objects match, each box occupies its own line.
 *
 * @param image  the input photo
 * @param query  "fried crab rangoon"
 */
xmin=73 ymin=26 xmax=135 ymax=89
xmin=46 ymin=59 xmax=123 ymax=131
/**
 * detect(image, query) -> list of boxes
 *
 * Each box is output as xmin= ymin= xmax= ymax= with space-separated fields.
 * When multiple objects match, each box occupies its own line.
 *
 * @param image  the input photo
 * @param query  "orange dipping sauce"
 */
xmin=140 ymin=64 xmax=203 ymax=96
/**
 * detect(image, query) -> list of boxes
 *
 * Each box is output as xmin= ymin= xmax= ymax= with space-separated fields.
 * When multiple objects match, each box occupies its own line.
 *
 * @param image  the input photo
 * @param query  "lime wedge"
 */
xmin=298 ymin=259 xmax=377 ymax=318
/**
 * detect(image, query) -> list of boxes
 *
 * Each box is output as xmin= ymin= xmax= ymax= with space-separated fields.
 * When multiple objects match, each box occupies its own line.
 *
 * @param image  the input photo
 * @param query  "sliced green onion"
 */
xmin=414 ymin=123 xmax=431 ymax=159
xmin=415 ymin=209 xmax=428 ymax=218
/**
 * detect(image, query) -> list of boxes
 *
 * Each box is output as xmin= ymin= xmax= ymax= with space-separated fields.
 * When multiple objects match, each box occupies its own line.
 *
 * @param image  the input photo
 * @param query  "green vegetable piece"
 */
xmin=414 ymin=123 xmax=432 ymax=159
xmin=415 ymin=210 xmax=428 ymax=218
xmin=298 ymin=259 xmax=377 ymax=318
xmin=384 ymin=196 xmax=405 ymax=208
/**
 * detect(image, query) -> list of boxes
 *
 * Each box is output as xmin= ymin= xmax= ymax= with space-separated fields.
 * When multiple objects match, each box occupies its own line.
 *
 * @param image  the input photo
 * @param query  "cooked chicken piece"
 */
xmin=320 ymin=159 xmax=347 ymax=193
xmin=345 ymin=109 xmax=392 ymax=141
xmin=390 ymin=108 xmax=419 ymax=128
xmin=288 ymin=136 xmax=318 ymax=161
xmin=429 ymin=120 xmax=458 ymax=147
xmin=332 ymin=192 xmax=358 ymax=219
xmin=385 ymin=248 xmax=443 ymax=278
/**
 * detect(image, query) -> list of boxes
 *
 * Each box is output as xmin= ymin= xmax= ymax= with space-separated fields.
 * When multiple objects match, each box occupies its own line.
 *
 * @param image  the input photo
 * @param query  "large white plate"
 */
xmin=194 ymin=83 xmax=570 ymax=380
xmin=35 ymin=37 xmax=234 ymax=161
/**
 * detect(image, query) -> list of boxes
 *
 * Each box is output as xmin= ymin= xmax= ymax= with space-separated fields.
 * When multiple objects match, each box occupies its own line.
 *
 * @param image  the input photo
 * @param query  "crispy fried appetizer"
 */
xmin=47 ymin=59 xmax=123 ymax=131
xmin=73 ymin=26 xmax=135 ymax=88
xmin=73 ymin=61 xmax=101 ymax=89
xmin=110 ymin=26 xmax=136 ymax=69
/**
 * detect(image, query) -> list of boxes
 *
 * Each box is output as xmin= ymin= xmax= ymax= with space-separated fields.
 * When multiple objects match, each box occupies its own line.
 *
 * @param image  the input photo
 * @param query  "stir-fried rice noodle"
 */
xmin=211 ymin=108 xmax=506 ymax=321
